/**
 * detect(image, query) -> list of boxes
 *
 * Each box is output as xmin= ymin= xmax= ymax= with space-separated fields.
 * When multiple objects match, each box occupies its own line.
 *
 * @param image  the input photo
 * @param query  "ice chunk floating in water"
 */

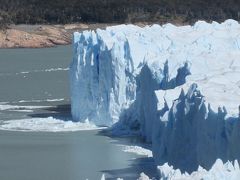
xmin=120 ymin=145 xmax=153 ymax=157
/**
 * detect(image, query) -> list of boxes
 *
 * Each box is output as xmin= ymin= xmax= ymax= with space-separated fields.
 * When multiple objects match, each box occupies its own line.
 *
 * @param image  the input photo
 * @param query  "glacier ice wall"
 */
xmin=70 ymin=30 xmax=136 ymax=125
xmin=153 ymin=84 xmax=240 ymax=172
xmin=70 ymin=19 xmax=240 ymax=172
xmin=70 ymin=24 xmax=191 ymax=125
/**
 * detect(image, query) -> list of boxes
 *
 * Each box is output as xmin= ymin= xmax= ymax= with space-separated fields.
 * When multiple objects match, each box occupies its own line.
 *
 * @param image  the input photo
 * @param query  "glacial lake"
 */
xmin=0 ymin=46 xmax=155 ymax=180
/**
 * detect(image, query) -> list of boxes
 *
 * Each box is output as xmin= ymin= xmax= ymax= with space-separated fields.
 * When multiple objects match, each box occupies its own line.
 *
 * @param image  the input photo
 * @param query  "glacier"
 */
xmin=70 ymin=22 xmax=193 ymax=126
xmin=70 ymin=19 xmax=240 ymax=175
xmin=153 ymin=83 xmax=240 ymax=172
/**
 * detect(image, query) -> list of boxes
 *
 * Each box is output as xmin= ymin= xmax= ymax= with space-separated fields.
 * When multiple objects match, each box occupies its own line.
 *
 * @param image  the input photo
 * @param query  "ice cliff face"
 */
xmin=70 ymin=19 xmax=240 ymax=173
xmin=70 ymin=30 xmax=136 ymax=125
xmin=153 ymin=84 xmax=240 ymax=172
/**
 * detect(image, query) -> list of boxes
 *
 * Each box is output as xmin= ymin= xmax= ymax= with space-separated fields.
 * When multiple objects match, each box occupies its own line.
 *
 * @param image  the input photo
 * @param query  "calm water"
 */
xmin=0 ymin=46 xmax=72 ymax=120
xmin=0 ymin=46 xmax=155 ymax=180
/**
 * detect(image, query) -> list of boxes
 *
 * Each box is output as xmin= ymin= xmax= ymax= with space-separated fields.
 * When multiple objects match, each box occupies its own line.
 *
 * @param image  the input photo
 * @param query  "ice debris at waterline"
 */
xmin=157 ymin=159 xmax=240 ymax=180
xmin=101 ymin=159 xmax=240 ymax=180
xmin=0 ymin=117 xmax=103 ymax=132
xmin=119 ymin=145 xmax=153 ymax=157
xmin=70 ymin=19 xmax=240 ymax=173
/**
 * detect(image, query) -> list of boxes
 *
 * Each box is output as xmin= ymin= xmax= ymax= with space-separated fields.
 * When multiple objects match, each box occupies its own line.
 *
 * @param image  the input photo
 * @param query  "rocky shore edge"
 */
xmin=0 ymin=23 xmax=115 ymax=48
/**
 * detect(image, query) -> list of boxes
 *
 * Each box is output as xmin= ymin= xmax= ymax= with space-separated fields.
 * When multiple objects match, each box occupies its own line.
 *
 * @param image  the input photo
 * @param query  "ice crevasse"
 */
xmin=70 ymin=19 xmax=240 ymax=173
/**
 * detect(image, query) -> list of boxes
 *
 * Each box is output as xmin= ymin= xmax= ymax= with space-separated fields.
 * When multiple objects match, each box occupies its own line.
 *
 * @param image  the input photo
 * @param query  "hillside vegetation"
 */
xmin=0 ymin=0 xmax=240 ymax=28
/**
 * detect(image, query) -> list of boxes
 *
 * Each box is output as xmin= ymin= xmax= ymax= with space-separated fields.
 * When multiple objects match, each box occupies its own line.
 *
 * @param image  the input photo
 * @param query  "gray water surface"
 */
xmin=0 ymin=46 xmax=71 ymax=102
xmin=0 ymin=130 xmax=154 ymax=180
xmin=0 ymin=46 xmax=155 ymax=180
xmin=0 ymin=46 xmax=72 ymax=120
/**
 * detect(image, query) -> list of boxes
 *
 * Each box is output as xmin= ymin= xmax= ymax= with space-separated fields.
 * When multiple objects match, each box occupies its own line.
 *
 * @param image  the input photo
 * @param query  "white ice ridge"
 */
xmin=0 ymin=117 xmax=103 ymax=132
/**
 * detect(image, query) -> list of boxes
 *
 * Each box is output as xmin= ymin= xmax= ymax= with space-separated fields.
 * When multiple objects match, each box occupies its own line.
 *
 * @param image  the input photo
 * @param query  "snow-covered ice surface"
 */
xmin=0 ymin=117 xmax=103 ymax=132
xmin=71 ymin=19 xmax=240 ymax=176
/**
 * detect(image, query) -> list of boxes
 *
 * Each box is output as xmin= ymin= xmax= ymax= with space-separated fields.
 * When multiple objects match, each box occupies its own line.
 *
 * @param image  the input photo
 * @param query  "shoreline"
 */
xmin=0 ymin=23 xmax=117 ymax=49
xmin=0 ymin=21 xmax=186 ymax=49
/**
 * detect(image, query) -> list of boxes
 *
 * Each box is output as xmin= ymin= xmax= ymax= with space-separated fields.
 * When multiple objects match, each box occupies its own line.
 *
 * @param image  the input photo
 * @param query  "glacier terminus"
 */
xmin=70 ymin=19 xmax=240 ymax=179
